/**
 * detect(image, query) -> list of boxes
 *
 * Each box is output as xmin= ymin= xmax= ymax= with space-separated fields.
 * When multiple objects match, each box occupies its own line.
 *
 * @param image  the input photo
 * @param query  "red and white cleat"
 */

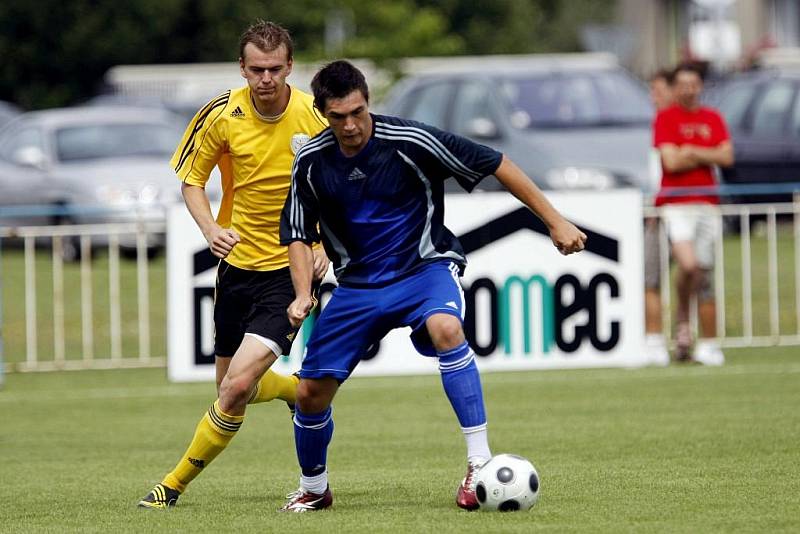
xmin=280 ymin=486 xmax=333 ymax=513
xmin=456 ymin=459 xmax=486 ymax=510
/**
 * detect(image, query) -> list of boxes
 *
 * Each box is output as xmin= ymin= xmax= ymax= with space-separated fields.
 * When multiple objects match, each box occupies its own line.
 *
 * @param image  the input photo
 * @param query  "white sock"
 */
xmin=463 ymin=423 xmax=491 ymax=463
xmin=301 ymin=471 xmax=328 ymax=495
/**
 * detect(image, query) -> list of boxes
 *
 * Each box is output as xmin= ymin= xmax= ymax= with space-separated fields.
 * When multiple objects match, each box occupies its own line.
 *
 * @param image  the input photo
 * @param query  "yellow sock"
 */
xmin=249 ymin=369 xmax=299 ymax=404
xmin=161 ymin=400 xmax=243 ymax=493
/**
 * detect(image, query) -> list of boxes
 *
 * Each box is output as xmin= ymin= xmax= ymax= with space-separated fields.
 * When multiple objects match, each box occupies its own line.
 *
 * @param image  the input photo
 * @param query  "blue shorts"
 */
xmin=300 ymin=261 xmax=465 ymax=381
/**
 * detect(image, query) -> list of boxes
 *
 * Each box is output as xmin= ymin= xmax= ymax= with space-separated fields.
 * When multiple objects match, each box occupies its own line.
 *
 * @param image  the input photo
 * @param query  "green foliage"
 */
xmin=0 ymin=0 xmax=617 ymax=109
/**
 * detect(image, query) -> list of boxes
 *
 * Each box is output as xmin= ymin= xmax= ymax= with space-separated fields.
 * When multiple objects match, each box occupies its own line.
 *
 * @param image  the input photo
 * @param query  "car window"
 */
xmin=452 ymin=81 xmax=495 ymax=135
xmin=716 ymin=83 xmax=759 ymax=129
xmin=55 ymin=122 xmax=181 ymax=162
xmin=500 ymin=70 xmax=652 ymax=128
xmin=789 ymin=83 xmax=800 ymax=137
xmin=403 ymin=82 xmax=452 ymax=129
xmin=0 ymin=126 xmax=45 ymax=162
xmin=750 ymin=81 xmax=796 ymax=137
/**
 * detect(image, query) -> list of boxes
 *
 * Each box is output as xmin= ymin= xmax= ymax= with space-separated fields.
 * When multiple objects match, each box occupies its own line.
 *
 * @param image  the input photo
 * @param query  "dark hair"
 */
xmin=238 ymin=20 xmax=293 ymax=61
xmin=672 ymin=63 xmax=706 ymax=83
xmin=650 ymin=68 xmax=674 ymax=85
xmin=310 ymin=60 xmax=370 ymax=112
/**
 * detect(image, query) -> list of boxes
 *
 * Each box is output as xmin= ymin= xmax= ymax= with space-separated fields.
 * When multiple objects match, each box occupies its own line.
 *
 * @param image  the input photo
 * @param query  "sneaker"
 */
xmin=137 ymin=483 xmax=180 ymax=509
xmin=287 ymin=372 xmax=301 ymax=416
xmin=645 ymin=334 xmax=670 ymax=367
xmin=456 ymin=459 xmax=487 ymax=511
xmin=694 ymin=340 xmax=725 ymax=366
xmin=674 ymin=322 xmax=693 ymax=363
xmin=280 ymin=486 xmax=333 ymax=513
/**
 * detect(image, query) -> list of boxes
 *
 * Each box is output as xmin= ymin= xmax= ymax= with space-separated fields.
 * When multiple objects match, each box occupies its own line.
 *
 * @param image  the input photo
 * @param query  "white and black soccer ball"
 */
xmin=474 ymin=454 xmax=540 ymax=512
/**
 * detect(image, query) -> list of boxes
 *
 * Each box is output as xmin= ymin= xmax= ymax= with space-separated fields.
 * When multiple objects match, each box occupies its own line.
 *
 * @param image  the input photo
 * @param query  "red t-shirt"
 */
xmin=653 ymin=105 xmax=730 ymax=206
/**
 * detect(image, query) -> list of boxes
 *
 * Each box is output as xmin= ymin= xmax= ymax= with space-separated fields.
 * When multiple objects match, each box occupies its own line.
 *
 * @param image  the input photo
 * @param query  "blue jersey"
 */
xmin=280 ymin=114 xmax=503 ymax=287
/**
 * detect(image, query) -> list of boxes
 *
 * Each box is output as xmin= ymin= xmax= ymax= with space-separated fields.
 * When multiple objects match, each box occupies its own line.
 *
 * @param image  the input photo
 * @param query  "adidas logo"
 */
xmin=230 ymin=106 xmax=245 ymax=118
xmin=348 ymin=167 xmax=367 ymax=181
xmin=445 ymin=301 xmax=458 ymax=309
xmin=188 ymin=457 xmax=205 ymax=468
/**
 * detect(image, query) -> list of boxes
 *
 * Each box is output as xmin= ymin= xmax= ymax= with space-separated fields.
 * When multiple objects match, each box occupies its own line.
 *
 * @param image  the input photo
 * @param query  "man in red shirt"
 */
xmin=653 ymin=63 xmax=734 ymax=364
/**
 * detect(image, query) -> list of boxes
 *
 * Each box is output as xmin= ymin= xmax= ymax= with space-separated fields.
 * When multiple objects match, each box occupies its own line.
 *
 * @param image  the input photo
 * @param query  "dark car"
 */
xmin=380 ymin=54 xmax=654 ymax=193
xmin=706 ymin=69 xmax=800 ymax=203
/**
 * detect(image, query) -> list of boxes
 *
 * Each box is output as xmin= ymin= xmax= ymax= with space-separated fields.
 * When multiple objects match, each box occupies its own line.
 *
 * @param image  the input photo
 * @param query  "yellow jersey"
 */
xmin=171 ymin=85 xmax=327 ymax=271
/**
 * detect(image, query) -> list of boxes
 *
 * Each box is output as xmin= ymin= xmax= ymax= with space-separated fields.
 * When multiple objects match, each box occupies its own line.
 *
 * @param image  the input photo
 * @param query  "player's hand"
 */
xmin=312 ymin=248 xmax=330 ymax=281
xmin=287 ymin=295 xmax=318 ymax=328
xmin=549 ymin=219 xmax=587 ymax=256
xmin=206 ymin=226 xmax=240 ymax=259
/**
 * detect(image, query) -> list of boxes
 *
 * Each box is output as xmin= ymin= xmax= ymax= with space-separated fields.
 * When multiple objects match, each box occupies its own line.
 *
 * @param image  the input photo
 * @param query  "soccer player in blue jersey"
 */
xmin=278 ymin=60 xmax=587 ymax=512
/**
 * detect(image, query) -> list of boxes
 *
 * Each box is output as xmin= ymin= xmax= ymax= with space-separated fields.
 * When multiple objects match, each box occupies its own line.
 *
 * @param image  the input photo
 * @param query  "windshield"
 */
xmin=500 ymin=71 xmax=653 ymax=128
xmin=55 ymin=122 xmax=181 ymax=162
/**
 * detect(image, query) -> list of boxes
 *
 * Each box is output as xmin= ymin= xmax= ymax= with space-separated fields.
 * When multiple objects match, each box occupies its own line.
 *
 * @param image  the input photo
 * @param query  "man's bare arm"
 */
xmin=493 ymin=155 xmax=586 ymax=255
xmin=181 ymin=182 xmax=240 ymax=258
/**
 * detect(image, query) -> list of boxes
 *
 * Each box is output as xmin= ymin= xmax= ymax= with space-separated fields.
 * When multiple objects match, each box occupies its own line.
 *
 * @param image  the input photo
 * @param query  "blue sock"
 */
xmin=438 ymin=342 xmax=487 ymax=428
xmin=293 ymin=406 xmax=334 ymax=477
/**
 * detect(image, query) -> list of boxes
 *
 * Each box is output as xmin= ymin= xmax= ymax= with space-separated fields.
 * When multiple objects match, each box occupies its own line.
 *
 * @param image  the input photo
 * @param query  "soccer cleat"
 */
xmin=456 ymin=459 xmax=487 ymax=511
xmin=286 ymin=372 xmax=301 ymax=416
xmin=137 ymin=483 xmax=180 ymax=509
xmin=280 ymin=486 xmax=333 ymax=513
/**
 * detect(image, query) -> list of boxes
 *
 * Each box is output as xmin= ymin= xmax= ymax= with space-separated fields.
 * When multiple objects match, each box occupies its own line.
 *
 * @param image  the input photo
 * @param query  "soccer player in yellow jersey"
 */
xmin=138 ymin=20 xmax=328 ymax=509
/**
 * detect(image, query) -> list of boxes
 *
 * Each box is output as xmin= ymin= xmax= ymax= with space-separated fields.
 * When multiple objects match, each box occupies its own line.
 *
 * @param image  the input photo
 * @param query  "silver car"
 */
xmin=0 ymin=106 xmax=209 ymax=255
xmin=380 ymin=54 xmax=654 ymax=193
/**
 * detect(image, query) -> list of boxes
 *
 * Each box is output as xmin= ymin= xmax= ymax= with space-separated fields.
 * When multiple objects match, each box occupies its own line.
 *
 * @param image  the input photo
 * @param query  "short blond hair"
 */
xmin=239 ymin=20 xmax=293 ymax=61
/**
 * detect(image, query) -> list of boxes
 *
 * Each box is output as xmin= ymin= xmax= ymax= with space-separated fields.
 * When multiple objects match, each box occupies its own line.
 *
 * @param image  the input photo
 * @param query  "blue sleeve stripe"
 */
xmin=374 ymin=123 xmax=483 ymax=181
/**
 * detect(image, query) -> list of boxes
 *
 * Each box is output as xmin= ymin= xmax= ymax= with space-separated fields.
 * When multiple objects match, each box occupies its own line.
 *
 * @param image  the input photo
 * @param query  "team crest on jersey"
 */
xmin=290 ymin=133 xmax=311 ymax=154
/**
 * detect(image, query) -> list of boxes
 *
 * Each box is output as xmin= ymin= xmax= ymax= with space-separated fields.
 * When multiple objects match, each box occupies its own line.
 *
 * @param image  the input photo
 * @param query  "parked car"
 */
xmin=0 ymin=105 xmax=213 ymax=257
xmin=705 ymin=69 xmax=800 ymax=204
xmin=0 ymin=101 xmax=21 ymax=128
xmin=380 ymin=53 xmax=654 ymax=193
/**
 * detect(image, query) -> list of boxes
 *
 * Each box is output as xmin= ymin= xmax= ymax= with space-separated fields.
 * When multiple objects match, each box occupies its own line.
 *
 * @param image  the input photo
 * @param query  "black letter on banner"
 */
xmin=194 ymin=286 xmax=216 ymax=365
xmin=554 ymin=274 xmax=590 ymax=353
xmin=588 ymin=273 xmax=620 ymax=351
xmin=463 ymin=277 xmax=498 ymax=356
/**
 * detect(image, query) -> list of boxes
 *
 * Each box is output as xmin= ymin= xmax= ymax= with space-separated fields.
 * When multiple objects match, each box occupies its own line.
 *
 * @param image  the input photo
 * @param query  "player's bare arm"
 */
xmin=180 ymin=182 xmax=241 ymax=258
xmin=494 ymin=155 xmax=587 ymax=255
xmin=287 ymin=241 xmax=316 ymax=327
xmin=311 ymin=245 xmax=330 ymax=281
xmin=683 ymin=140 xmax=734 ymax=168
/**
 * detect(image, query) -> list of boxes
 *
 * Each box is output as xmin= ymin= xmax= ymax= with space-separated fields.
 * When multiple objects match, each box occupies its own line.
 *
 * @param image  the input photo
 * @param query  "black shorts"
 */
xmin=214 ymin=261 xmax=299 ymax=357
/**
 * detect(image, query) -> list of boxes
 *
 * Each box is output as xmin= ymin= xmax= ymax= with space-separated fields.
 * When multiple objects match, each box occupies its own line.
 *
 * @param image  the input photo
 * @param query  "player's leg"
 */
xmin=139 ymin=337 xmax=278 ymax=509
xmin=426 ymin=313 xmax=490 ymax=510
xmin=644 ymin=217 xmax=669 ymax=366
xmin=404 ymin=261 xmax=490 ymax=510
xmin=139 ymin=264 xmax=296 ymax=509
xmin=664 ymin=208 xmax=701 ymax=361
xmin=694 ymin=211 xmax=724 ymax=366
xmin=282 ymin=285 xmax=381 ymax=512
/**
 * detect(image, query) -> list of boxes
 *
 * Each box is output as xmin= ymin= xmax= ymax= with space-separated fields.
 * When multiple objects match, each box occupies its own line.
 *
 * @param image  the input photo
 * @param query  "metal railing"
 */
xmin=1 ymin=196 xmax=798 ymax=373
xmin=0 ymin=221 xmax=166 ymax=372
xmin=644 ymin=200 xmax=800 ymax=348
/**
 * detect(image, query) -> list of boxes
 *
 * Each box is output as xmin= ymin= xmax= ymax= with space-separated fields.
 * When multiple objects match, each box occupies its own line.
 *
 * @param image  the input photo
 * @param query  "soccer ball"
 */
xmin=474 ymin=454 xmax=540 ymax=512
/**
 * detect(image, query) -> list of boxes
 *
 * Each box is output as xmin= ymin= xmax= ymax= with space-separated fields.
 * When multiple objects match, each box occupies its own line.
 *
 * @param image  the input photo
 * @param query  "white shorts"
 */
xmin=661 ymin=204 xmax=720 ymax=269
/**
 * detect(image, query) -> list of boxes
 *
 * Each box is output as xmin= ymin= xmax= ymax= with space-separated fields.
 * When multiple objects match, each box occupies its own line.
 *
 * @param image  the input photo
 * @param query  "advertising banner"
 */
xmin=167 ymin=190 xmax=645 ymax=381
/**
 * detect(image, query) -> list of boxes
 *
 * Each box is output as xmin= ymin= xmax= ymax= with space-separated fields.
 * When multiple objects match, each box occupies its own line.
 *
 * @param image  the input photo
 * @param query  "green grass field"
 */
xmin=1 ymin=347 xmax=798 ymax=533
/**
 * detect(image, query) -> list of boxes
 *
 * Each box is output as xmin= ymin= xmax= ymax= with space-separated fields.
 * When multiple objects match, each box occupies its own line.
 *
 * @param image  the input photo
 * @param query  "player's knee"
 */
xmin=296 ymin=379 xmax=334 ymax=413
xmin=428 ymin=316 xmax=465 ymax=351
xmin=218 ymin=375 xmax=252 ymax=411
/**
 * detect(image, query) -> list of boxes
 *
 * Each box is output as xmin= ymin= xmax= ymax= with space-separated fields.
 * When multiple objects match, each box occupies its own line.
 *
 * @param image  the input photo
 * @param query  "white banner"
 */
xmin=167 ymin=190 xmax=645 ymax=382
